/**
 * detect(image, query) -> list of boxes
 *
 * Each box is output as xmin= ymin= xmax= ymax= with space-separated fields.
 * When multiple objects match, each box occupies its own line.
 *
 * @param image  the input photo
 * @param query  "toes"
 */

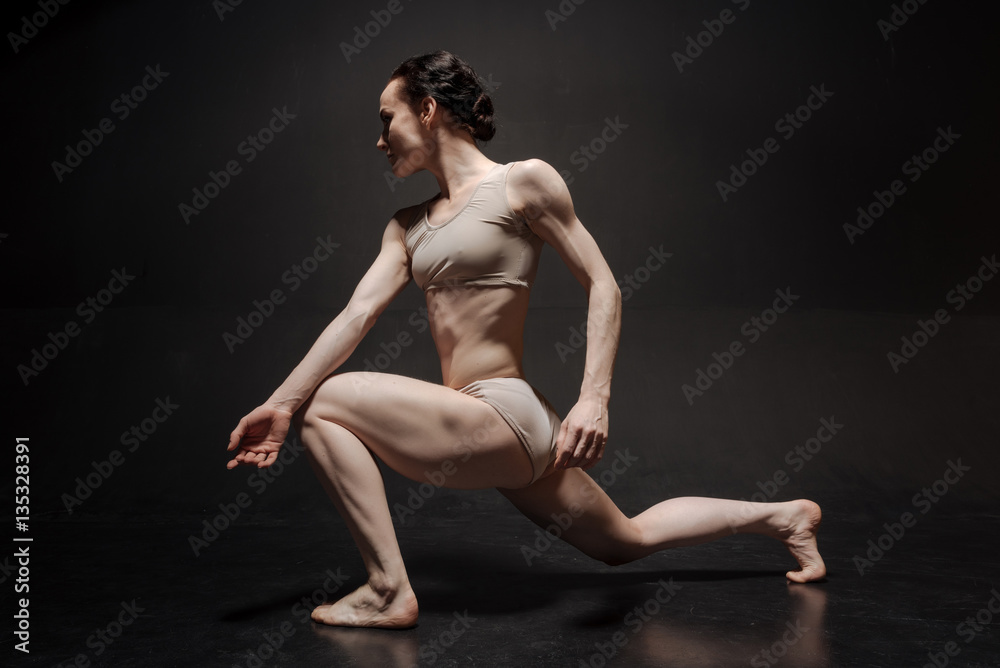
xmin=786 ymin=561 xmax=826 ymax=583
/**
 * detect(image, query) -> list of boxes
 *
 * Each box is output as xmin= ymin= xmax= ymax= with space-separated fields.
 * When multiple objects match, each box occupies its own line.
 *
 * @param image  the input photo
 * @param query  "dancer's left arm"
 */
xmin=508 ymin=159 xmax=622 ymax=470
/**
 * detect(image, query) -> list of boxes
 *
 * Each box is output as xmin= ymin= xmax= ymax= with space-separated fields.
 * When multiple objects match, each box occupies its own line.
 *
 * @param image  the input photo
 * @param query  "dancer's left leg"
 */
xmin=499 ymin=468 xmax=826 ymax=582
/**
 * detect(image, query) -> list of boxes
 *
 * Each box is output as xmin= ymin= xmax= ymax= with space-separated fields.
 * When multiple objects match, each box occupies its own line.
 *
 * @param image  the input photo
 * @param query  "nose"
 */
xmin=376 ymin=131 xmax=388 ymax=152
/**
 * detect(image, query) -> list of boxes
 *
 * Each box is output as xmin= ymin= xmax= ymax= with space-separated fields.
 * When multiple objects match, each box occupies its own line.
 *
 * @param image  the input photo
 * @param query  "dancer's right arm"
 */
xmin=226 ymin=210 xmax=413 ymax=468
xmin=264 ymin=209 xmax=414 ymax=413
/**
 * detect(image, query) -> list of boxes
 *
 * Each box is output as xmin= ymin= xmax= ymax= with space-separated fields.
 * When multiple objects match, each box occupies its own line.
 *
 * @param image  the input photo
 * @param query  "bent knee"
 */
xmin=599 ymin=553 xmax=636 ymax=567
xmin=582 ymin=520 xmax=646 ymax=567
xmin=589 ymin=545 xmax=640 ymax=567
xmin=293 ymin=372 xmax=366 ymax=429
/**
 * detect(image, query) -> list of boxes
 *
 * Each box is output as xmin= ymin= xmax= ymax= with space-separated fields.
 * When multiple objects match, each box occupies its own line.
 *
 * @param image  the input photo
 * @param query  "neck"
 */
xmin=424 ymin=133 xmax=496 ymax=201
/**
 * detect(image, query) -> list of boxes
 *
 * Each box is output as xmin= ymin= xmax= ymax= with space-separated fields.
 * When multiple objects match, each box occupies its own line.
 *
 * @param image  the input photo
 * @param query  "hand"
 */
xmin=553 ymin=396 xmax=609 ymax=471
xmin=226 ymin=404 xmax=294 ymax=469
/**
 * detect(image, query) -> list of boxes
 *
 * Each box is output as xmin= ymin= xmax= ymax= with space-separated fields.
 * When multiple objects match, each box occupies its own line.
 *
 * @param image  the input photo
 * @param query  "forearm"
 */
xmin=580 ymin=278 xmax=621 ymax=403
xmin=265 ymin=307 xmax=373 ymax=413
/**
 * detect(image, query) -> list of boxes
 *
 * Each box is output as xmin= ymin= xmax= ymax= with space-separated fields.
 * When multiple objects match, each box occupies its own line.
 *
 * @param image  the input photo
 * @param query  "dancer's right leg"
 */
xmin=296 ymin=416 xmax=419 ymax=628
xmin=292 ymin=371 xmax=535 ymax=628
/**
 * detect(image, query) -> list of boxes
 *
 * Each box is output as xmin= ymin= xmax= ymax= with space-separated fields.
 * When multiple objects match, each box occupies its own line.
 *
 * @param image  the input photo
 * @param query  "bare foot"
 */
xmin=311 ymin=581 xmax=419 ymax=628
xmin=771 ymin=499 xmax=827 ymax=583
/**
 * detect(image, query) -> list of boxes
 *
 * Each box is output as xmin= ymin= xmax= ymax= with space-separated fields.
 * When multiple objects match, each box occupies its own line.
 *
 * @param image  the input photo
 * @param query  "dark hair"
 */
xmin=390 ymin=50 xmax=496 ymax=143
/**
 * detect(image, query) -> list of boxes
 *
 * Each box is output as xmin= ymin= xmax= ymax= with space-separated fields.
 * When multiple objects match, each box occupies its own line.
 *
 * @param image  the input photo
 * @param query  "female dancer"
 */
xmin=225 ymin=50 xmax=826 ymax=629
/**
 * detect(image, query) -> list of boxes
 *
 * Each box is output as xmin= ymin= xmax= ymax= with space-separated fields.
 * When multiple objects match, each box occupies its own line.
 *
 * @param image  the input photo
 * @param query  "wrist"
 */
xmin=579 ymin=387 xmax=610 ymax=405
xmin=264 ymin=394 xmax=299 ymax=415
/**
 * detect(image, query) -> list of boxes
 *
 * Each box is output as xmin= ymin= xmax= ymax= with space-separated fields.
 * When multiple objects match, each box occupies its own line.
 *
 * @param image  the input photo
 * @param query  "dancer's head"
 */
xmin=377 ymin=50 xmax=495 ymax=176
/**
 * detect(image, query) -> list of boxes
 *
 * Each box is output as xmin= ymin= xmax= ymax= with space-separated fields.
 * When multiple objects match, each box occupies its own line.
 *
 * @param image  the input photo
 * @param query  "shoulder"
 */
xmin=506 ymin=158 xmax=575 ymax=224
xmin=507 ymin=158 xmax=566 ymax=198
xmin=392 ymin=204 xmax=421 ymax=226
xmin=381 ymin=205 xmax=422 ymax=247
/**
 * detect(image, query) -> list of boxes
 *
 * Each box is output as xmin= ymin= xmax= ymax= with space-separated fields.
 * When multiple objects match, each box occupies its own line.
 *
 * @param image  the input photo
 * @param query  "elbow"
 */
xmin=600 ymin=276 xmax=622 ymax=322
xmin=586 ymin=275 xmax=621 ymax=319
xmin=600 ymin=274 xmax=622 ymax=307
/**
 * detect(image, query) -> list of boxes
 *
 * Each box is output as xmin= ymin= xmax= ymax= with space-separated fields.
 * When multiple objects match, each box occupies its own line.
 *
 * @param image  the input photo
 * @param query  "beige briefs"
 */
xmin=458 ymin=377 xmax=561 ymax=485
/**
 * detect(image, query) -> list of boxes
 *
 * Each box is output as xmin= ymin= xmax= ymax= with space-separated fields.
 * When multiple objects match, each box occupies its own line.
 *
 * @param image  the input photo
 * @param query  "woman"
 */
xmin=225 ymin=51 xmax=826 ymax=629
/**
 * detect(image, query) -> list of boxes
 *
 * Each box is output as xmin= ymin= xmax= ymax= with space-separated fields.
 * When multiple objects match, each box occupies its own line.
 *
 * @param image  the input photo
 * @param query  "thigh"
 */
xmin=298 ymin=372 xmax=533 ymax=489
xmin=499 ymin=467 xmax=641 ymax=562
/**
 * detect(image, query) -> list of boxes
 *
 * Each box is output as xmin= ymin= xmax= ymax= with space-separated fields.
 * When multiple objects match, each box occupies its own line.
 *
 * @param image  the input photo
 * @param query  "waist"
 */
xmin=424 ymin=285 xmax=529 ymax=388
xmin=442 ymin=349 xmax=524 ymax=390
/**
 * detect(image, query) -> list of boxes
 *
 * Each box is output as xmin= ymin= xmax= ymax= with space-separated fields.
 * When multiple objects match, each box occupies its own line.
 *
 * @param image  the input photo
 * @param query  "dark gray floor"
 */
xmin=12 ymin=484 xmax=1000 ymax=668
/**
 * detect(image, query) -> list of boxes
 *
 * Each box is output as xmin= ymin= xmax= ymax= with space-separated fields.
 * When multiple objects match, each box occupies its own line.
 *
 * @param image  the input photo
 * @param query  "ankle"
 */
xmin=366 ymin=571 xmax=409 ymax=600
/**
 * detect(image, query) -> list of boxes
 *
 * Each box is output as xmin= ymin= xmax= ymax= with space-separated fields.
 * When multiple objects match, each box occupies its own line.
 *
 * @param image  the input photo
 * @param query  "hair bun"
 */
xmin=390 ymin=50 xmax=497 ymax=144
xmin=471 ymin=92 xmax=496 ymax=141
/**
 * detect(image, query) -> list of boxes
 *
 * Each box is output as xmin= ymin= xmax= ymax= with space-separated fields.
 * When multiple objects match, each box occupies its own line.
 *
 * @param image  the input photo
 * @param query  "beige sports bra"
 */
xmin=404 ymin=161 xmax=544 ymax=292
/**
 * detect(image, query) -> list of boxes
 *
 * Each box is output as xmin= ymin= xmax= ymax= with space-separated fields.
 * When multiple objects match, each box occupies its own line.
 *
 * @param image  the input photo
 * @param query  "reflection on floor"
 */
xmin=21 ymin=490 xmax=1000 ymax=668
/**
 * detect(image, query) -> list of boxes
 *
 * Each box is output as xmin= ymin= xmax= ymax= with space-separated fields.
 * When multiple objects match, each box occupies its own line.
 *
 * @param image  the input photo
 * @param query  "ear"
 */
xmin=419 ymin=95 xmax=438 ymax=125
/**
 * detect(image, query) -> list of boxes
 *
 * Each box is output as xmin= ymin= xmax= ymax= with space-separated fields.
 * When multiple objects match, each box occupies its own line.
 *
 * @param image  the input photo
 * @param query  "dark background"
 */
xmin=2 ymin=0 xmax=998 ymax=666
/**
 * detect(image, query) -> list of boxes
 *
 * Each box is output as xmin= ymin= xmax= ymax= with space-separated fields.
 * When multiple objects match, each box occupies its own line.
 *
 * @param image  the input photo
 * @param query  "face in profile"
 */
xmin=377 ymin=78 xmax=436 ymax=178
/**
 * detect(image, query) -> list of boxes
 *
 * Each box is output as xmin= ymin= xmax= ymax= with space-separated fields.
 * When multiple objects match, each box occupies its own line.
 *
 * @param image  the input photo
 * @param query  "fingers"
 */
xmin=227 ymin=416 xmax=248 ymax=451
xmin=553 ymin=422 xmax=571 ymax=469
xmin=556 ymin=430 xmax=604 ymax=470
xmin=581 ymin=448 xmax=604 ymax=470
xmin=556 ymin=424 xmax=609 ymax=471
xmin=226 ymin=450 xmax=245 ymax=469
xmin=572 ymin=432 xmax=601 ymax=469
xmin=226 ymin=447 xmax=252 ymax=469
xmin=225 ymin=446 xmax=280 ymax=469
xmin=566 ymin=430 xmax=592 ymax=469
